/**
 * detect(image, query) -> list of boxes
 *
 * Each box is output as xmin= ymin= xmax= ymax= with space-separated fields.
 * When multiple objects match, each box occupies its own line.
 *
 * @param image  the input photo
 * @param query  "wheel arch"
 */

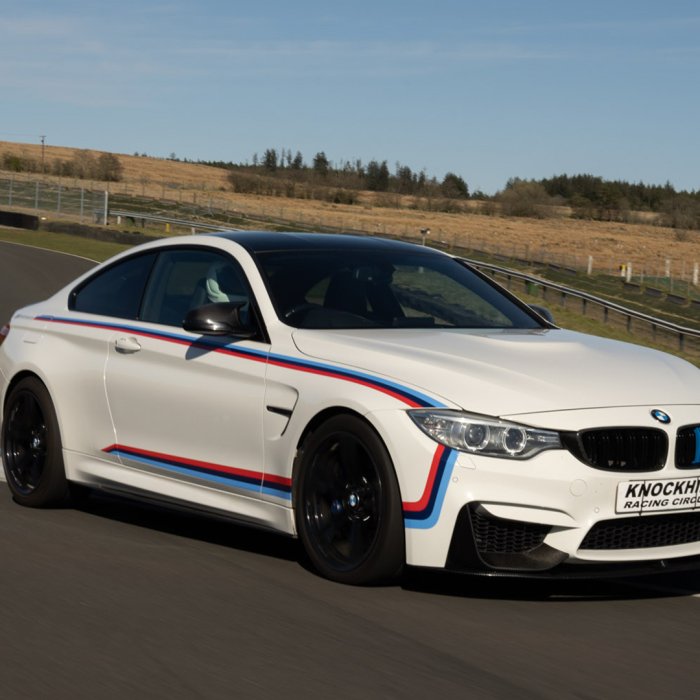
xmin=3 ymin=370 xmax=46 ymax=409
xmin=291 ymin=407 xmax=406 ymax=583
xmin=292 ymin=406 xmax=397 ymax=504
xmin=2 ymin=370 xmax=68 ymax=449
xmin=1 ymin=370 xmax=72 ymax=506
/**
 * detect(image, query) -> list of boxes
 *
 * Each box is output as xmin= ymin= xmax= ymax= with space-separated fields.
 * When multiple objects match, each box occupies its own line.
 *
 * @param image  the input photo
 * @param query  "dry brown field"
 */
xmin=2 ymin=140 xmax=699 ymax=278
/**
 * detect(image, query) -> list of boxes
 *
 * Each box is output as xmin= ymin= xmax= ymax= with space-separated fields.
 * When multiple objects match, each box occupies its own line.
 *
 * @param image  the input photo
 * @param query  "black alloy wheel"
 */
xmin=295 ymin=415 xmax=404 ymax=585
xmin=2 ymin=377 xmax=70 ymax=507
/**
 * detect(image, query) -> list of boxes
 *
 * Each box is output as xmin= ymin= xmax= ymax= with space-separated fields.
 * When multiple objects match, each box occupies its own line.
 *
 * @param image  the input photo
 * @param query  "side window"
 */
xmin=140 ymin=249 xmax=250 ymax=327
xmin=71 ymin=253 xmax=156 ymax=319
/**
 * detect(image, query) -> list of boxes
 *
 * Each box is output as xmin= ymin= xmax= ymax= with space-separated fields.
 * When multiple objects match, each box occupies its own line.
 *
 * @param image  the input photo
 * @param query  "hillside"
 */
xmin=2 ymin=140 xmax=700 ymax=283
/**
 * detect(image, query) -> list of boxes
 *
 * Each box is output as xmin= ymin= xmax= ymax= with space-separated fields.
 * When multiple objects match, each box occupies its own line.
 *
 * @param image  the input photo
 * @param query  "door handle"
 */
xmin=114 ymin=336 xmax=142 ymax=354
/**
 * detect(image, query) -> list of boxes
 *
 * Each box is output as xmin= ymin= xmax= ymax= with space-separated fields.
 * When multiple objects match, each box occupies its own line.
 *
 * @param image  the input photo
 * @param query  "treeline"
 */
xmin=3 ymin=143 xmax=699 ymax=229
xmin=504 ymin=174 xmax=700 ymax=229
xmin=198 ymin=148 xmax=470 ymax=206
xmin=539 ymin=174 xmax=680 ymax=211
xmin=196 ymin=148 xmax=700 ymax=229
xmin=1 ymin=150 xmax=124 ymax=182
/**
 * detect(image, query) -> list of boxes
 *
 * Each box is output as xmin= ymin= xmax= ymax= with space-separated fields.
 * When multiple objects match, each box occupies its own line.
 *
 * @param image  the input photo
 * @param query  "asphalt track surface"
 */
xmin=2 ymin=240 xmax=700 ymax=699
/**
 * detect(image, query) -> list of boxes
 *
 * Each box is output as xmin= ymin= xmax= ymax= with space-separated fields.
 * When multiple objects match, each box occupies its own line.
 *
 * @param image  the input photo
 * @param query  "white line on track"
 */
xmin=0 ymin=239 xmax=99 ymax=263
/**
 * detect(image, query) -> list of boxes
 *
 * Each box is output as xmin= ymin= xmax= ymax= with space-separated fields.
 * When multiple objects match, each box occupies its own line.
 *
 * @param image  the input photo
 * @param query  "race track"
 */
xmin=1 ymin=242 xmax=699 ymax=699
xmin=0 ymin=241 xmax=95 ymax=323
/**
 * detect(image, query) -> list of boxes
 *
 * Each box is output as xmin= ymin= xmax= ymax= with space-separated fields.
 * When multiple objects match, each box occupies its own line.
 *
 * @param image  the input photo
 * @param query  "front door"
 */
xmin=103 ymin=247 xmax=270 ymax=518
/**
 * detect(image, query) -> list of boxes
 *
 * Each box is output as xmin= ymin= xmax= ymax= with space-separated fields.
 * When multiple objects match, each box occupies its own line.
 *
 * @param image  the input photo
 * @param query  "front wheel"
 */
xmin=294 ymin=415 xmax=404 ymax=585
xmin=1 ymin=377 xmax=70 ymax=507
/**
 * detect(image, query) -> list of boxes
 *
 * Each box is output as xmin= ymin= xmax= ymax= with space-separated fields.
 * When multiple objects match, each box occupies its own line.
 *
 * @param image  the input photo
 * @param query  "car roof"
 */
xmin=209 ymin=231 xmax=443 ymax=255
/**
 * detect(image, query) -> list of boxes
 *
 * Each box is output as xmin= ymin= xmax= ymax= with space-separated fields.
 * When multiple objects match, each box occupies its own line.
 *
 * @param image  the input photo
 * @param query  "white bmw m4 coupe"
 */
xmin=3 ymin=231 xmax=700 ymax=584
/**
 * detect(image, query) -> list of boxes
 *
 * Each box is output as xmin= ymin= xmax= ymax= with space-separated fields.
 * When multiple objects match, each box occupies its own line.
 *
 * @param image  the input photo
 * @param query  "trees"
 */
xmin=395 ymin=164 xmax=416 ymax=194
xmin=262 ymin=148 xmax=278 ymax=172
xmin=70 ymin=150 xmax=97 ymax=179
xmin=440 ymin=172 xmax=469 ymax=199
xmin=312 ymin=151 xmax=330 ymax=178
xmin=660 ymin=194 xmax=700 ymax=230
xmin=96 ymin=152 xmax=124 ymax=182
xmin=291 ymin=151 xmax=304 ymax=170
xmin=217 ymin=147 xmax=700 ymax=227
xmin=233 ymin=148 xmax=475 ymax=201
xmin=497 ymin=179 xmax=551 ymax=218
xmin=365 ymin=160 xmax=389 ymax=191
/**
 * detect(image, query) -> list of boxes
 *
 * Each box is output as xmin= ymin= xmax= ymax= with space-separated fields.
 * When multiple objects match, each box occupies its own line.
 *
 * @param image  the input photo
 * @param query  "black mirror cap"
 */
xmin=183 ymin=302 xmax=255 ymax=338
xmin=529 ymin=304 xmax=555 ymax=324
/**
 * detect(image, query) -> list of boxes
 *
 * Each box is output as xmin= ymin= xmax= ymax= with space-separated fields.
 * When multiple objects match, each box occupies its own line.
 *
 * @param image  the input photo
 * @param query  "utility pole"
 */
xmin=40 ymin=135 xmax=46 ymax=174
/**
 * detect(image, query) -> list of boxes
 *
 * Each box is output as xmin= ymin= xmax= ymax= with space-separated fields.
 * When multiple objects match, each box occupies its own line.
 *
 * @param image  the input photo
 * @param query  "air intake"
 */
xmin=580 ymin=512 xmax=700 ymax=550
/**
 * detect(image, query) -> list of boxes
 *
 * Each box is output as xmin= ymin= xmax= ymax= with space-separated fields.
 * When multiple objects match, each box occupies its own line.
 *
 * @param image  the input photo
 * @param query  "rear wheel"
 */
xmin=2 ymin=377 xmax=69 ymax=507
xmin=295 ymin=415 xmax=404 ymax=585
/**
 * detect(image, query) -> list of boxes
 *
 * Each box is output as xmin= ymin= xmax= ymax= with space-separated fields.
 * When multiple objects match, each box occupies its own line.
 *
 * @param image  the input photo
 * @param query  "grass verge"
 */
xmin=518 ymin=290 xmax=698 ymax=365
xmin=0 ymin=226 xmax=129 ymax=262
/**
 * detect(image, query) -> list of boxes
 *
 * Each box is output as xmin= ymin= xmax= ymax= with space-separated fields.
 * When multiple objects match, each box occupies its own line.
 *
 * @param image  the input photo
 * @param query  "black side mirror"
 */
xmin=529 ymin=304 xmax=555 ymax=324
xmin=183 ymin=302 xmax=255 ymax=338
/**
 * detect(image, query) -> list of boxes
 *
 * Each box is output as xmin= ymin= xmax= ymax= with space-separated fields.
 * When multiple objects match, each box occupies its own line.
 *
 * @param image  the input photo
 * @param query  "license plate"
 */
xmin=616 ymin=476 xmax=700 ymax=514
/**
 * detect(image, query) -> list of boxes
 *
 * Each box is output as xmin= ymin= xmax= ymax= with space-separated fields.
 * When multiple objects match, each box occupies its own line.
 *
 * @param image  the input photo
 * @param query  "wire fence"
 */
xmin=453 ymin=235 xmax=700 ymax=300
xmin=0 ymin=173 xmax=242 ymax=227
xmin=1 ymin=175 xmax=107 ymax=223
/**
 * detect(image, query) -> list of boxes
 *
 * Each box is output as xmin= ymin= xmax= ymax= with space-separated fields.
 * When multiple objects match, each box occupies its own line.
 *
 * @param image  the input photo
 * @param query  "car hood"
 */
xmin=291 ymin=327 xmax=700 ymax=416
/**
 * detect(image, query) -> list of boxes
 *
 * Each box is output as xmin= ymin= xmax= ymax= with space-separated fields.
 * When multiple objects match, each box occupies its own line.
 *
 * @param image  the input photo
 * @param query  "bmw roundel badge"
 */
xmin=651 ymin=409 xmax=671 ymax=424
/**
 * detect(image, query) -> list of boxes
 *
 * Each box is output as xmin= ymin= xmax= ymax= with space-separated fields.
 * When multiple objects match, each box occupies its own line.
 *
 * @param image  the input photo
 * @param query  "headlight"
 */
xmin=409 ymin=409 xmax=562 ymax=460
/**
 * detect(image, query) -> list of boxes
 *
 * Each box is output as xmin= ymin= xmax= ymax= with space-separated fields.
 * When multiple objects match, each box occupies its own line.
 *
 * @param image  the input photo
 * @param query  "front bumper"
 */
xmin=445 ymin=503 xmax=700 ymax=578
xmin=396 ymin=405 xmax=700 ymax=576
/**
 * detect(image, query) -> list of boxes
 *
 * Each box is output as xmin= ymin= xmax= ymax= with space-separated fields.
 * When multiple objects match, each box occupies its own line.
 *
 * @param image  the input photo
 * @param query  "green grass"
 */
xmin=457 ymin=247 xmax=700 ymax=331
xmin=517 ymin=289 xmax=698 ymax=365
xmin=535 ymin=267 xmax=700 ymax=330
xmin=0 ymin=226 xmax=128 ymax=262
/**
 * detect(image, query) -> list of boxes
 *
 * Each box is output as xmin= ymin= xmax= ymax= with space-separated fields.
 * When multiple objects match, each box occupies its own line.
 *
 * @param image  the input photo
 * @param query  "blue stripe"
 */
xmin=693 ymin=427 xmax=700 ymax=465
xmin=404 ymin=449 xmax=458 ymax=529
xmin=110 ymin=449 xmax=270 ymax=495
xmin=40 ymin=315 xmax=444 ymax=408
xmin=109 ymin=447 xmax=293 ymax=500
xmin=261 ymin=484 xmax=292 ymax=498
xmin=268 ymin=351 xmax=443 ymax=408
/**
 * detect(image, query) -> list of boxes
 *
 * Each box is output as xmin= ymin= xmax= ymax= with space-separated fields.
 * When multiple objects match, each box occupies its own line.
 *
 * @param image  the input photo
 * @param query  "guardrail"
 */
xmin=109 ymin=209 xmax=235 ymax=233
xmin=465 ymin=258 xmax=700 ymax=354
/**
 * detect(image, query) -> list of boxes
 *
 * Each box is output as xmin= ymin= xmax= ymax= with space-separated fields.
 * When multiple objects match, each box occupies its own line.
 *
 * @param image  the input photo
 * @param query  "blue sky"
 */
xmin=1 ymin=0 xmax=699 ymax=194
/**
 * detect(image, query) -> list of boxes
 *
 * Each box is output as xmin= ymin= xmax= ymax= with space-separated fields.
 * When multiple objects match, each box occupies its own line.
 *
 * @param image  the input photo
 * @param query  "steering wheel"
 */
xmin=283 ymin=303 xmax=318 ymax=322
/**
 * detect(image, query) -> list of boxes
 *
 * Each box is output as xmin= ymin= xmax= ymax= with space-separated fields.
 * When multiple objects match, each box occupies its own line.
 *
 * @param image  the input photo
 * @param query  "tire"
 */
xmin=1 ymin=377 xmax=70 ymax=507
xmin=294 ymin=414 xmax=405 ymax=585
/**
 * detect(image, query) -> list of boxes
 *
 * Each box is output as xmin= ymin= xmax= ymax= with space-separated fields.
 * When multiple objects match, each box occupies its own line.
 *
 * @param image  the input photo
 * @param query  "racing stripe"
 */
xmin=38 ymin=315 xmax=442 ymax=408
xmin=266 ymin=353 xmax=436 ymax=408
xmin=403 ymin=445 xmax=458 ymax=529
xmin=106 ymin=441 xmax=457 ymax=528
xmin=103 ymin=444 xmax=292 ymax=499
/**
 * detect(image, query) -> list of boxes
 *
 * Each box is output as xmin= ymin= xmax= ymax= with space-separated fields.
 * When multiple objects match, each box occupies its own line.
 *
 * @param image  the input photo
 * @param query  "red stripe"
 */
xmin=263 ymin=473 xmax=292 ymax=486
xmin=402 ymin=445 xmax=445 ymax=512
xmin=103 ymin=443 xmax=292 ymax=487
xmin=267 ymin=358 xmax=422 ymax=408
xmin=42 ymin=316 xmax=426 ymax=407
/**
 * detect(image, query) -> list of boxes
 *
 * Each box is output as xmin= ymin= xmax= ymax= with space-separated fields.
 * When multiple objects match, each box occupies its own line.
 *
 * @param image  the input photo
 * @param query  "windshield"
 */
xmin=256 ymin=249 xmax=544 ymax=330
